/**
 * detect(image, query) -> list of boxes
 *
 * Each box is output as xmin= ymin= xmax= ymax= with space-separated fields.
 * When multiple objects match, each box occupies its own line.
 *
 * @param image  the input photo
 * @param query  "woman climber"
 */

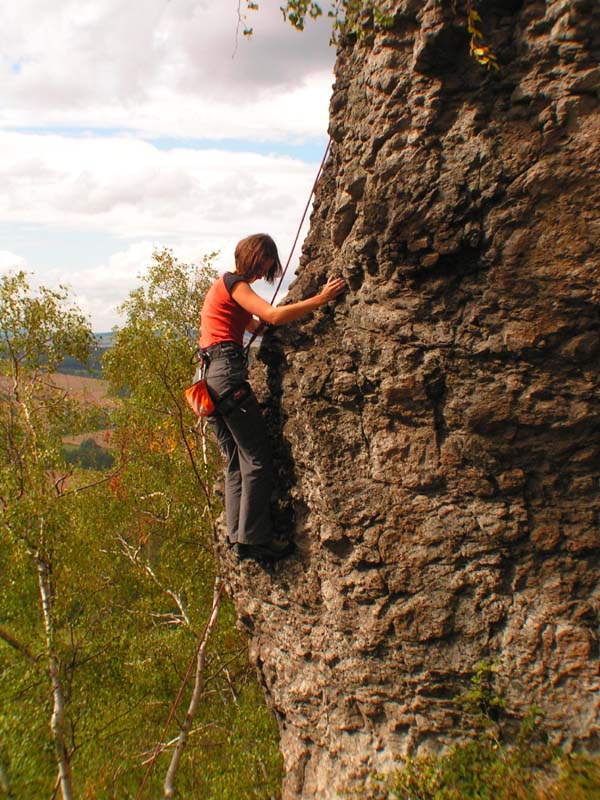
xmin=199 ymin=233 xmax=346 ymax=563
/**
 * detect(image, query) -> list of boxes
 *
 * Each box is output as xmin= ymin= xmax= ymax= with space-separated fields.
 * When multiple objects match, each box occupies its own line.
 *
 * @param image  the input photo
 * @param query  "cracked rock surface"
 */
xmin=218 ymin=1 xmax=600 ymax=797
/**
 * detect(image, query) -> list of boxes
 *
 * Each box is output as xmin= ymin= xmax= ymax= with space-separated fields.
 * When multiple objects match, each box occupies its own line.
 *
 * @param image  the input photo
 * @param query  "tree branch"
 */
xmin=163 ymin=576 xmax=223 ymax=799
xmin=116 ymin=533 xmax=191 ymax=628
xmin=139 ymin=723 xmax=217 ymax=765
xmin=0 ymin=625 xmax=36 ymax=663
xmin=56 ymin=466 xmax=121 ymax=499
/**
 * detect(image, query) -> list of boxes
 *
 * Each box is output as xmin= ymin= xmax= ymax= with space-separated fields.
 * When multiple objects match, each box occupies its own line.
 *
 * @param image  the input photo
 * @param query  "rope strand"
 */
xmin=270 ymin=136 xmax=331 ymax=304
xmin=244 ymin=136 xmax=332 ymax=355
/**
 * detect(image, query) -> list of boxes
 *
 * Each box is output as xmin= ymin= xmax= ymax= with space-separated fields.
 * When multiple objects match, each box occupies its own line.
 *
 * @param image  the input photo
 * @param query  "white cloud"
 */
xmin=0 ymin=0 xmax=335 ymax=138
xmin=1 ymin=242 xmax=165 ymax=331
xmin=0 ymin=1 xmax=333 ymax=329
xmin=0 ymin=131 xmax=321 ymax=241
xmin=0 ymin=250 xmax=28 ymax=270
xmin=48 ymin=241 xmax=157 ymax=330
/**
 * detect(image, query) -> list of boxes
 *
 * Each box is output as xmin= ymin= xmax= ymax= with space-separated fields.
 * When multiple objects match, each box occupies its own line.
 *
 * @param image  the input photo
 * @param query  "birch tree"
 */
xmin=104 ymin=249 xmax=285 ymax=798
xmin=0 ymin=272 xmax=94 ymax=799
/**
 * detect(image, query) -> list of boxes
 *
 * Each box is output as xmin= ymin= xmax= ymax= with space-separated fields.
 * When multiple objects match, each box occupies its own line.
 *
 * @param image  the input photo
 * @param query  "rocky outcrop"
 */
xmin=220 ymin=1 xmax=600 ymax=797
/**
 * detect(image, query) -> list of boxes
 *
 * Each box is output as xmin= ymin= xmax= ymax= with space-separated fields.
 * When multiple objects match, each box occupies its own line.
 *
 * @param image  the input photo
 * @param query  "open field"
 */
xmin=42 ymin=373 xmax=112 ymax=406
xmin=1 ymin=373 xmax=115 ymax=460
xmin=0 ymin=373 xmax=113 ymax=407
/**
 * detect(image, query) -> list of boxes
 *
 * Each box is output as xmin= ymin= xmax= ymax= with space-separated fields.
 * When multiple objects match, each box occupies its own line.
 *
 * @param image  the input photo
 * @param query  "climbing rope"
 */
xmin=135 ymin=137 xmax=332 ymax=798
xmin=244 ymin=135 xmax=332 ymax=355
xmin=271 ymin=136 xmax=331 ymax=304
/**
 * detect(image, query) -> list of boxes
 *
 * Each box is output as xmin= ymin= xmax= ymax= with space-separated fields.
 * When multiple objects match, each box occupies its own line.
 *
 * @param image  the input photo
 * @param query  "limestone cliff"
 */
xmin=219 ymin=1 xmax=600 ymax=797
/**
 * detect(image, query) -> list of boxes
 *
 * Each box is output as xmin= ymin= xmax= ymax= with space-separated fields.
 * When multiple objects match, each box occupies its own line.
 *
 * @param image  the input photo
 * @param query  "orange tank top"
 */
xmin=199 ymin=273 xmax=252 ymax=349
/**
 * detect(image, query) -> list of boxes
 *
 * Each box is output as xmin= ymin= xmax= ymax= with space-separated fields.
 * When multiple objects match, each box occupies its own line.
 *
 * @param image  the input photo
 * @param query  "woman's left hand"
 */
xmin=319 ymin=275 xmax=347 ymax=304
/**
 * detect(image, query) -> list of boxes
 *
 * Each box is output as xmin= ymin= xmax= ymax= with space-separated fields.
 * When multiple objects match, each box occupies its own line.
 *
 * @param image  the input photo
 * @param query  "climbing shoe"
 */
xmin=235 ymin=538 xmax=295 ymax=563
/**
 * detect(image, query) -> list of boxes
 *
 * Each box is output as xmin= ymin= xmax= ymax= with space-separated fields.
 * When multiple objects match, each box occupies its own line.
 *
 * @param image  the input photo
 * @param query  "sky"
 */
xmin=0 ymin=0 xmax=336 ymax=330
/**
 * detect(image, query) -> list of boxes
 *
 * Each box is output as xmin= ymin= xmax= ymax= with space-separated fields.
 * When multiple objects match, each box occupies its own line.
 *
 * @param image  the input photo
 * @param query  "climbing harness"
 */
xmin=184 ymin=136 xmax=332 ymax=418
xmin=184 ymin=345 xmax=253 ymax=418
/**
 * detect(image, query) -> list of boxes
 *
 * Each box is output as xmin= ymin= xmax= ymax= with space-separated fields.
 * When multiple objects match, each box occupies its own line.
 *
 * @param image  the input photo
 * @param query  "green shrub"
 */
xmin=383 ymin=747 xmax=600 ymax=800
xmin=367 ymin=663 xmax=600 ymax=800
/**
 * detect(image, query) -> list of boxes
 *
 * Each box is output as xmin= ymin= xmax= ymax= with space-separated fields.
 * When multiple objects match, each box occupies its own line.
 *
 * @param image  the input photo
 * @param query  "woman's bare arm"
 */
xmin=232 ymin=276 xmax=346 ymax=326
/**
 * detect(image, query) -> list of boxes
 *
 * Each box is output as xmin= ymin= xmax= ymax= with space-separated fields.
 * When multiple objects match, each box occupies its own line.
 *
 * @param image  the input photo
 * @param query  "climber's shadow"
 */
xmin=254 ymin=328 xmax=298 ymax=538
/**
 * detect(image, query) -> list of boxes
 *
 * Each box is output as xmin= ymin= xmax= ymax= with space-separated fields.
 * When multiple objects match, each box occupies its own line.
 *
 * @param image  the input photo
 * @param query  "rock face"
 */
xmin=221 ymin=2 xmax=600 ymax=797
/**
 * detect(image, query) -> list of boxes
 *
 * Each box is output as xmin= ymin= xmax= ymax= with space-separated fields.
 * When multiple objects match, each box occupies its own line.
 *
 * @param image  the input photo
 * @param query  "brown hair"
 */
xmin=234 ymin=233 xmax=283 ymax=284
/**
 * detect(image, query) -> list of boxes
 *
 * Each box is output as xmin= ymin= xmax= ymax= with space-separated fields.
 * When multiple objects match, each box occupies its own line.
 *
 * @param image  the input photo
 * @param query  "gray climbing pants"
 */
xmin=205 ymin=343 xmax=273 ymax=546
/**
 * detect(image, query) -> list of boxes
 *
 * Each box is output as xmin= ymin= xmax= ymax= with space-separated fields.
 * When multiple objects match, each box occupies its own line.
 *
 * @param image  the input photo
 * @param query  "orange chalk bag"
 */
xmin=184 ymin=356 xmax=216 ymax=417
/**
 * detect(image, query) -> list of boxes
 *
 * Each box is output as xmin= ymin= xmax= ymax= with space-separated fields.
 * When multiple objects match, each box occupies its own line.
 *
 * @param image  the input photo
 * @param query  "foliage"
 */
xmin=0 ymin=258 xmax=284 ymax=798
xmin=243 ymin=0 xmax=392 ymax=43
xmin=0 ymin=271 xmax=98 ymax=799
xmin=281 ymin=0 xmax=393 ymax=42
xmin=382 ymin=744 xmax=600 ymax=800
xmin=245 ymin=0 xmax=498 ymax=65
xmin=0 ymin=271 xmax=94 ymax=377
xmin=167 ymin=680 xmax=284 ymax=800
xmin=0 ymin=271 xmax=97 ymax=508
xmin=467 ymin=4 xmax=498 ymax=70
xmin=365 ymin=663 xmax=600 ymax=800
xmin=453 ymin=659 xmax=505 ymax=728
xmin=0 ymin=269 xmax=97 ymax=553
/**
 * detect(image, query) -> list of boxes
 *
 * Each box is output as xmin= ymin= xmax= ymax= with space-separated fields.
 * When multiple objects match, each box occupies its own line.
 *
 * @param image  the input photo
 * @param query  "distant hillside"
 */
xmin=93 ymin=331 xmax=115 ymax=348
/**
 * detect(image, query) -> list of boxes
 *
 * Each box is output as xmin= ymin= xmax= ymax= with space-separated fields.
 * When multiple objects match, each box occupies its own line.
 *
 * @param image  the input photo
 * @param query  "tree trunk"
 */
xmin=36 ymin=554 xmax=73 ymax=800
xmin=163 ymin=576 xmax=222 ymax=799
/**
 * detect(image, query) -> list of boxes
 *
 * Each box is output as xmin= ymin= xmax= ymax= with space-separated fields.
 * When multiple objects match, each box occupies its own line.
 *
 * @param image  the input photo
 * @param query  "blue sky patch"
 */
xmin=8 ymin=126 xmax=329 ymax=163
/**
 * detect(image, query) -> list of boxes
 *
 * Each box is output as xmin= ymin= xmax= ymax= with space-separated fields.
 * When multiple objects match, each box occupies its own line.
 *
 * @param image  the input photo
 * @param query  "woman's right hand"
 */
xmin=319 ymin=275 xmax=347 ymax=305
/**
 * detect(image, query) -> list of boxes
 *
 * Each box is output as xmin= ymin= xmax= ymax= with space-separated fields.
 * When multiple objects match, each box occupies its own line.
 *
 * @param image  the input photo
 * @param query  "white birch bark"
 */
xmin=163 ymin=576 xmax=222 ymax=799
xmin=36 ymin=553 xmax=73 ymax=800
